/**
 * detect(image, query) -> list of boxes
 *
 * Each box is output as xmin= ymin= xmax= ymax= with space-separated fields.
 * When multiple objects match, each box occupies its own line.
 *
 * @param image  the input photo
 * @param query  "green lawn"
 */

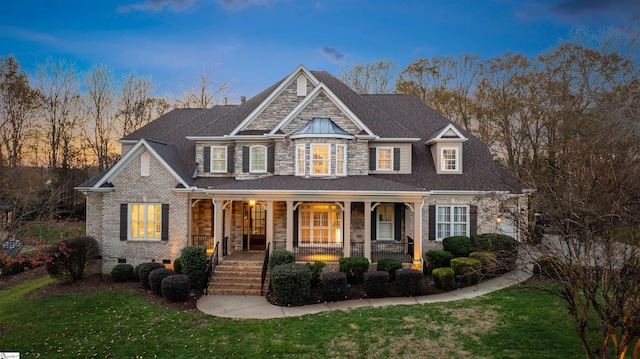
xmin=0 ymin=279 xmax=584 ymax=358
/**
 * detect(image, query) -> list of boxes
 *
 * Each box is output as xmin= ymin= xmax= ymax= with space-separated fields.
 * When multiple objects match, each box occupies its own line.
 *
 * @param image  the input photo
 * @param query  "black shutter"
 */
xmin=203 ymin=146 xmax=210 ymax=173
xmin=394 ymin=203 xmax=402 ymax=241
xmin=393 ymin=148 xmax=400 ymax=171
xmin=227 ymin=146 xmax=235 ymax=173
xmin=120 ymin=204 xmax=128 ymax=241
xmin=469 ymin=205 xmax=478 ymax=238
xmin=267 ymin=146 xmax=275 ymax=173
xmin=371 ymin=208 xmax=377 ymax=241
xmin=161 ymin=204 xmax=169 ymax=241
xmin=369 ymin=148 xmax=376 ymax=171
xmin=242 ymin=146 xmax=249 ymax=172
xmin=293 ymin=207 xmax=299 ymax=248
xmin=428 ymin=205 xmax=436 ymax=241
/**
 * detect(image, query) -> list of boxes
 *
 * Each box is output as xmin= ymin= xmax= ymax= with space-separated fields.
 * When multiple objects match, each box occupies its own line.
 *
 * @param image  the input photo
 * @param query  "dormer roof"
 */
xmin=291 ymin=118 xmax=353 ymax=139
xmin=425 ymin=124 xmax=469 ymax=145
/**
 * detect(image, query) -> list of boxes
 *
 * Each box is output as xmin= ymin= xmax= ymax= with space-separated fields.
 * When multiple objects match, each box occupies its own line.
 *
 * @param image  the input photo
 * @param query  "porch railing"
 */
xmin=204 ymin=241 xmax=220 ymax=295
xmin=260 ymin=242 xmax=271 ymax=296
xmin=271 ymin=239 xmax=414 ymax=263
xmin=192 ymin=235 xmax=214 ymax=251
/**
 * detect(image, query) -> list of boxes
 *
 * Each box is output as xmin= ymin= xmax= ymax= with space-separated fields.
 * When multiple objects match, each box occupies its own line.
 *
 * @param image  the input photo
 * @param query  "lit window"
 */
xmin=296 ymin=144 xmax=306 ymax=176
xmin=210 ymin=146 xmax=227 ymax=173
xmin=377 ymin=147 xmax=393 ymax=171
xmin=376 ymin=204 xmax=394 ymax=240
xmin=436 ymin=205 xmax=468 ymax=240
xmin=299 ymin=203 xmax=342 ymax=245
xmin=250 ymin=145 xmax=267 ymax=173
xmin=130 ymin=204 xmax=162 ymax=240
xmin=311 ymin=144 xmax=330 ymax=175
xmin=336 ymin=144 xmax=346 ymax=176
xmin=441 ymin=147 xmax=458 ymax=171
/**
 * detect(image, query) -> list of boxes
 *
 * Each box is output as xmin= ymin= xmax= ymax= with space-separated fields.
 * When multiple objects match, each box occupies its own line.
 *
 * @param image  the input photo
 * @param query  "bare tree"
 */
xmin=84 ymin=65 xmax=118 ymax=172
xmin=175 ymin=68 xmax=231 ymax=108
xmin=340 ymin=60 xmax=397 ymax=94
xmin=117 ymin=72 xmax=170 ymax=137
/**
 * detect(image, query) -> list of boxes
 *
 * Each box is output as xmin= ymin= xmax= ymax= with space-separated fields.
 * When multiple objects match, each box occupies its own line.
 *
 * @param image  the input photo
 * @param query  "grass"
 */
xmin=0 ymin=280 xmax=585 ymax=358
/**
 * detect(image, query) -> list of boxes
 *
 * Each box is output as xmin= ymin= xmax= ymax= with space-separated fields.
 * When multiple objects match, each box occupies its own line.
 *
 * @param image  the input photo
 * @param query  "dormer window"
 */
xmin=311 ymin=144 xmax=330 ymax=175
xmin=336 ymin=144 xmax=346 ymax=176
xmin=377 ymin=148 xmax=393 ymax=171
xmin=210 ymin=146 xmax=227 ymax=173
xmin=426 ymin=124 xmax=467 ymax=175
xmin=249 ymin=145 xmax=267 ymax=173
xmin=296 ymin=144 xmax=306 ymax=176
xmin=441 ymin=147 xmax=458 ymax=172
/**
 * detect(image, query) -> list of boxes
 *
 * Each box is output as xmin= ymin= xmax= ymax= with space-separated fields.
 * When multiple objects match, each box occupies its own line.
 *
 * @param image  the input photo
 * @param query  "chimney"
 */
xmin=224 ymin=97 xmax=228 ymax=105
xmin=240 ymin=96 xmax=246 ymax=104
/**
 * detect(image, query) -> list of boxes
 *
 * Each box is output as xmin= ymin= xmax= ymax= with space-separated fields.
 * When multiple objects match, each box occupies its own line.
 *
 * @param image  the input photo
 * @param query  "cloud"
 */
xmin=117 ymin=0 xmax=197 ymax=13
xmin=218 ymin=0 xmax=276 ymax=10
xmin=320 ymin=47 xmax=345 ymax=62
xmin=516 ymin=0 xmax=640 ymax=25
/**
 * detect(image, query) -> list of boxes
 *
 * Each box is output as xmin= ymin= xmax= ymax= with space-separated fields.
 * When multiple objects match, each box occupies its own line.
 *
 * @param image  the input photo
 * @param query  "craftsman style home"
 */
xmin=78 ymin=65 xmax=527 ymax=275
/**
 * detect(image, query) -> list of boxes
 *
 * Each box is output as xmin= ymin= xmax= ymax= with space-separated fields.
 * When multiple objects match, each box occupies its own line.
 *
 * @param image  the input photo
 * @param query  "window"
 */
xmin=140 ymin=151 xmax=150 ymax=177
xmin=296 ymin=144 xmax=306 ymax=176
xmin=376 ymin=204 xmax=394 ymax=240
xmin=436 ymin=205 xmax=468 ymax=240
xmin=210 ymin=146 xmax=227 ymax=173
xmin=377 ymin=147 xmax=393 ymax=171
xmin=311 ymin=144 xmax=330 ymax=175
xmin=249 ymin=145 xmax=267 ymax=173
xmin=336 ymin=144 xmax=346 ymax=176
xmin=441 ymin=147 xmax=458 ymax=171
xmin=299 ymin=204 xmax=342 ymax=245
xmin=130 ymin=203 xmax=162 ymax=240
xmin=297 ymin=75 xmax=307 ymax=96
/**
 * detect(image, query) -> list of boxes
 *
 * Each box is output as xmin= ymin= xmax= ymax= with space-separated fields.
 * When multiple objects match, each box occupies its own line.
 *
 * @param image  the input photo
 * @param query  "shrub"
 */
xmin=307 ymin=261 xmax=326 ymax=288
xmin=432 ymin=267 xmax=455 ymax=290
xmin=132 ymin=263 xmax=145 ymax=281
xmin=161 ymin=274 xmax=191 ymax=302
xmin=45 ymin=236 xmax=99 ymax=280
xmin=471 ymin=233 xmax=518 ymax=272
xmin=270 ymin=263 xmax=311 ymax=305
xmin=269 ymin=250 xmax=295 ymax=271
xmin=376 ymin=259 xmax=402 ymax=281
xmin=173 ymin=257 xmax=183 ymax=274
xmin=111 ymin=264 xmax=134 ymax=282
xmin=425 ymin=250 xmax=454 ymax=273
xmin=442 ymin=236 xmax=472 ymax=257
xmin=322 ymin=271 xmax=347 ymax=302
xmin=364 ymin=271 xmax=389 ymax=298
xmin=451 ymin=257 xmax=482 ymax=286
xmin=533 ymin=256 xmax=563 ymax=279
xmin=149 ymin=268 xmax=176 ymax=295
xmin=338 ymin=257 xmax=370 ymax=284
xmin=138 ymin=262 xmax=165 ymax=289
xmin=3 ymin=251 xmax=42 ymax=275
xmin=469 ymin=251 xmax=498 ymax=276
xmin=396 ymin=268 xmax=423 ymax=296
xmin=181 ymin=245 xmax=208 ymax=290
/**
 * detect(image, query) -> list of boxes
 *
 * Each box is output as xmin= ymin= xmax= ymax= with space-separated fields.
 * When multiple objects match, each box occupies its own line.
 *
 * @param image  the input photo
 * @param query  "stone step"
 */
xmin=208 ymin=261 xmax=269 ymax=296
xmin=219 ymin=260 xmax=264 ymax=267
xmin=215 ymin=266 xmax=263 ymax=273
xmin=208 ymin=288 xmax=263 ymax=296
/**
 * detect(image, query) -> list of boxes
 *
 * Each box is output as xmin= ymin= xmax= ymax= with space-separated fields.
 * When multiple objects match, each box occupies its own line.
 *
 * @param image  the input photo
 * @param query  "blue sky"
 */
xmin=1 ymin=0 xmax=638 ymax=100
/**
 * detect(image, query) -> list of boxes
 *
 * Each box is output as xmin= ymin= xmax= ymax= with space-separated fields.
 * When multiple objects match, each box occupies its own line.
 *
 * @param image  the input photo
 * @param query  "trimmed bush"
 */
xmin=442 ymin=236 xmax=472 ymax=258
xmin=451 ymin=257 xmax=482 ymax=286
xmin=269 ymin=250 xmax=295 ymax=271
xmin=138 ymin=262 xmax=165 ymax=289
xmin=364 ymin=271 xmax=389 ymax=298
xmin=132 ymin=263 xmax=145 ymax=281
xmin=432 ymin=267 xmax=455 ymax=290
xmin=181 ymin=245 xmax=208 ymax=290
xmin=173 ymin=257 xmax=183 ymax=274
xmin=270 ymin=263 xmax=311 ymax=305
xmin=307 ymin=261 xmax=326 ymax=288
xmin=425 ymin=250 xmax=454 ymax=273
xmin=45 ymin=236 xmax=99 ymax=280
xmin=470 ymin=251 xmax=498 ymax=276
xmin=376 ymin=259 xmax=402 ymax=281
xmin=149 ymin=268 xmax=175 ymax=295
xmin=533 ymin=256 xmax=563 ymax=279
xmin=471 ymin=233 xmax=518 ymax=272
xmin=111 ymin=263 xmax=134 ymax=283
xmin=396 ymin=268 xmax=423 ymax=296
xmin=161 ymin=274 xmax=190 ymax=302
xmin=322 ymin=271 xmax=347 ymax=302
xmin=338 ymin=257 xmax=370 ymax=284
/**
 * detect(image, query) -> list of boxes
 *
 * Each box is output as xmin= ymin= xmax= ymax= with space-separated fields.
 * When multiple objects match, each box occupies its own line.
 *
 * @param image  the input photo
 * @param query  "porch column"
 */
xmin=343 ymin=201 xmax=351 ymax=257
xmin=413 ymin=200 xmax=423 ymax=268
xmin=214 ymin=199 xmax=224 ymax=250
xmin=286 ymin=200 xmax=294 ymax=251
xmin=266 ymin=200 xmax=274 ymax=250
xmin=224 ymin=201 xmax=232 ymax=239
xmin=364 ymin=201 xmax=371 ymax=261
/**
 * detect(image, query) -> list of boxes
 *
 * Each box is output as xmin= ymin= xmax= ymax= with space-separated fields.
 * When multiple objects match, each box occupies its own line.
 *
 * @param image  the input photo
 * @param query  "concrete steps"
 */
xmin=207 ymin=260 xmax=269 ymax=296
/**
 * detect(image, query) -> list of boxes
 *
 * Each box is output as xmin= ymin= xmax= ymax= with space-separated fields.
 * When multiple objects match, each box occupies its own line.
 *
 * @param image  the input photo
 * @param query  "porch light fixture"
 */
xmin=496 ymin=216 xmax=503 ymax=223
xmin=249 ymin=200 xmax=256 ymax=207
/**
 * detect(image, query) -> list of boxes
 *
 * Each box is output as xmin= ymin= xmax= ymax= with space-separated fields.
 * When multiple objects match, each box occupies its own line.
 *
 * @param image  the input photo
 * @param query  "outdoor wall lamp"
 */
xmin=496 ymin=216 xmax=503 ymax=223
xmin=249 ymin=200 xmax=256 ymax=207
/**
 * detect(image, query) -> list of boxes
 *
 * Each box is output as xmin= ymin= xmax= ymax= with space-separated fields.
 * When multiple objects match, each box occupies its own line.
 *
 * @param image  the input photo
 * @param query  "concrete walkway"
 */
xmin=197 ymin=267 xmax=532 ymax=319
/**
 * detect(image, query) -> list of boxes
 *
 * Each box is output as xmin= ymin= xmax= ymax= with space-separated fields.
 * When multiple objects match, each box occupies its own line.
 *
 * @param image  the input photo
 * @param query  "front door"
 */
xmin=243 ymin=202 xmax=266 ymax=250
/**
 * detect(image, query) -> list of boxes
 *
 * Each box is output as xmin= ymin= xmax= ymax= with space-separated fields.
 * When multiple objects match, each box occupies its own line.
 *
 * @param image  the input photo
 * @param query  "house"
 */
xmin=77 ymin=65 xmax=528 ymax=275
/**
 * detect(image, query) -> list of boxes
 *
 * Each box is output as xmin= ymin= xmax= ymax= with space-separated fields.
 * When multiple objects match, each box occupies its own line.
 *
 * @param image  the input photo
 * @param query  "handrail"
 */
xmin=204 ymin=241 xmax=220 ymax=295
xmin=260 ymin=242 xmax=271 ymax=296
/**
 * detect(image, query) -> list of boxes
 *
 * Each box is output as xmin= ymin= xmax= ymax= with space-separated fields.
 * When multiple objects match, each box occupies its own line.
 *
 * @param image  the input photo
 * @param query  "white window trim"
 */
xmin=249 ymin=145 xmax=267 ymax=173
xmin=298 ymin=203 xmax=342 ymax=246
xmin=140 ymin=151 xmax=150 ymax=177
xmin=310 ymin=143 xmax=331 ymax=176
xmin=336 ymin=144 xmax=347 ymax=176
xmin=210 ymin=146 xmax=227 ymax=173
xmin=297 ymin=75 xmax=307 ymax=96
xmin=435 ymin=205 xmax=469 ymax=241
xmin=376 ymin=204 xmax=394 ymax=241
xmin=441 ymin=147 xmax=459 ymax=172
xmin=129 ymin=203 xmax=162 ymax=241
xmin=376 ymin=147 xmax=393 ymax=171
xmin=295 ymin=144 xmax=306 ymax=176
